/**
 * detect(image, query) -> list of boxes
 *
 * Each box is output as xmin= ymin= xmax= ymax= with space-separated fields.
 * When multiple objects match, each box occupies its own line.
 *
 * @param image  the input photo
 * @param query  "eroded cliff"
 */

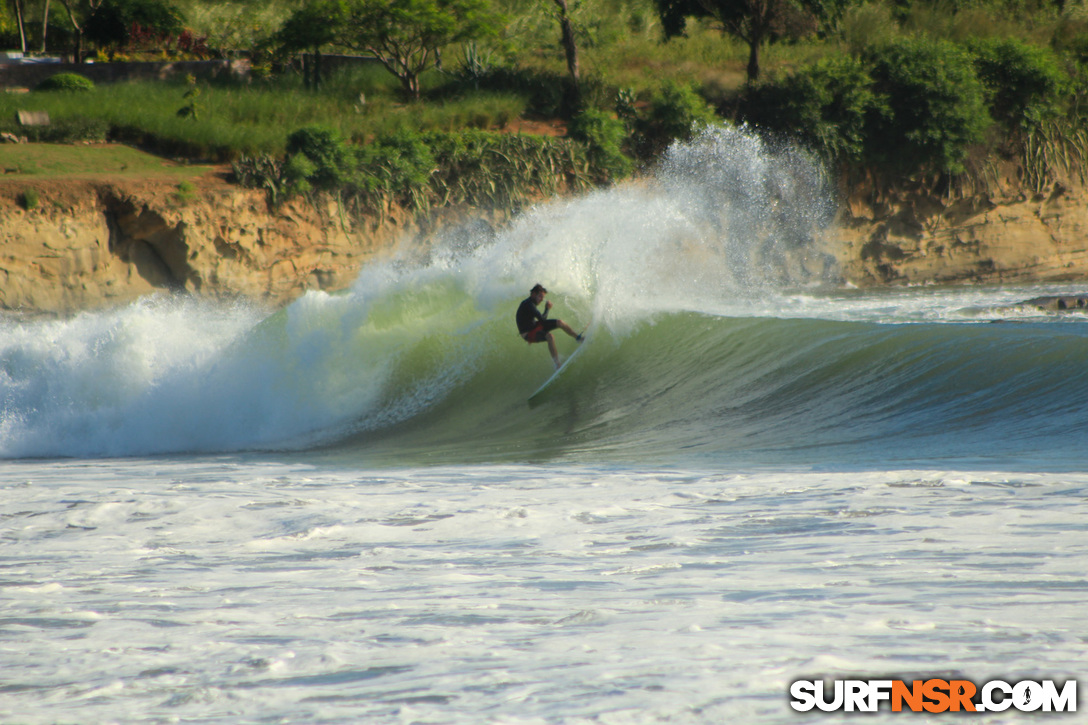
xmin=4 ymin=166 xmax=1088 ymax=316
xmin=0 ymin=175 xmax=419 ymax=314
xmin=831 ymin=171 xmax=1088 ymax=287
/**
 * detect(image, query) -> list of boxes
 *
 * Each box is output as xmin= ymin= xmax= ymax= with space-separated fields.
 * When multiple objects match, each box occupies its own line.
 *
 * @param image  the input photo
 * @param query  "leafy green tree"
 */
xmin=83 ymin=0 xmax=183 ymax=52
xmin=744 ymin=55 xmax=875 ymax=160
xmin=654 ymin=0 xmax=847 ymax=82
xmin=336 ymin=0 xmax=502 ymax=100
xmin=634 ymin=82 xmax=719 ymax=158
xmin=965 ymin=37 xmax=1067 ymax=129
xmin=568 ymin=108 xmax=633 ymax=182
xmin=59 ymin=0 xmax=106 ymax=61
xmin=864 ymin=37 xmax=991 ymax=174
xmin=273 ymin=0 xmax=345 ymax=89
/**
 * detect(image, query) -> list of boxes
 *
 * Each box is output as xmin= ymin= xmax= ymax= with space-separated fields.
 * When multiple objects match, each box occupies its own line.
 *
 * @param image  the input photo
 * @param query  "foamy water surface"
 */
xmin=3 ymin=460 xmax=1085 ymax=723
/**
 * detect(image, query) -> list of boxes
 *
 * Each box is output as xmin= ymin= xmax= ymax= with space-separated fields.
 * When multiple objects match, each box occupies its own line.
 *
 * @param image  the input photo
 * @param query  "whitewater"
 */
xmin=2 ymin=127 xmax=1086 ymax=723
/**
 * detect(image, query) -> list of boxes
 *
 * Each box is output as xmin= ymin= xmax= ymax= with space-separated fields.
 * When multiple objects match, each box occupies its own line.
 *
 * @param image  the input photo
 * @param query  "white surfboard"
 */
xmin=528 ymin=335 xmax=588 ymax=404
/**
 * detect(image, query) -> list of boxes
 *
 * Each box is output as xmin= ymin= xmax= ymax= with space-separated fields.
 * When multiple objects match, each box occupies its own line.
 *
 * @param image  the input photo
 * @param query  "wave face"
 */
xmin=3 ymin=126 xmax=1088 ymax=467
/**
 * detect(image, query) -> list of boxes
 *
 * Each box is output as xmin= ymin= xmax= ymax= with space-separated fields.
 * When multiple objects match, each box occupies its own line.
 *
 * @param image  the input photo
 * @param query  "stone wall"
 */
xmin=0 ymin=59 xmax=251 ymax=90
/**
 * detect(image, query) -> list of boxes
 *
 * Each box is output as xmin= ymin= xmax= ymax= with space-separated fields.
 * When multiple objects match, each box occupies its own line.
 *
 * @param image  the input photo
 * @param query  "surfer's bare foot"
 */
xmin=576 ymin=332 xmax=584 ymax=342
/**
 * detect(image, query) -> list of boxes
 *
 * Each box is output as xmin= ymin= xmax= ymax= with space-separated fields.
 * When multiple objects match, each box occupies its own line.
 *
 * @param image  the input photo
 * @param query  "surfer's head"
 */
xmin=530 ymin=284 xmax=547 ymax=302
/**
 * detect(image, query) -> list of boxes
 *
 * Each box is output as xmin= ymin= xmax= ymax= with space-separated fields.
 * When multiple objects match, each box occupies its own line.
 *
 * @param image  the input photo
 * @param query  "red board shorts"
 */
xmin=524 ymin=319 xmax=559 ymax=343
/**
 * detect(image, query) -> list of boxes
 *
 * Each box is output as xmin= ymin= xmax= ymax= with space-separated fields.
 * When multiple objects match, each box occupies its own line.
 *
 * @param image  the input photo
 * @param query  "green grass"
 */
xmin=0 ymin=68 xmax=529 ymax=161
xmin=0 ymin=144 xmax=214 ymax=179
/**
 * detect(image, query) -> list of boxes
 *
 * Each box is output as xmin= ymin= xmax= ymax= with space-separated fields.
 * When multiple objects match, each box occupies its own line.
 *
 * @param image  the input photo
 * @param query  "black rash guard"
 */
xmin=516 ymin=296 xmax=549 ymax=334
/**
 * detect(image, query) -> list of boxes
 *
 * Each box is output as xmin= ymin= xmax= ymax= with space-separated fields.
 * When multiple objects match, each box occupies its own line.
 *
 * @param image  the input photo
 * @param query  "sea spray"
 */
xmin=656 ymin=126 xmax=838 ymax=292
xmin=433 ymin=125 xmax=839 ymax=330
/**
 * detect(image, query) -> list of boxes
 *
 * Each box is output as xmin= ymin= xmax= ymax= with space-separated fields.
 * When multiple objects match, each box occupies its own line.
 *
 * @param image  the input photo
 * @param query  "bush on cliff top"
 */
xmin=965 ymin=37 xmax=1068 ymax=129
xmin=567 ymin=109 xmax=634 ymax=183
xmin=35 ymin=73 xmax=95 ymax=92
xmin=863 ymin=38 xmax=991 ymax=175
xmin=744 ymin=55 xmax=876 ymax=162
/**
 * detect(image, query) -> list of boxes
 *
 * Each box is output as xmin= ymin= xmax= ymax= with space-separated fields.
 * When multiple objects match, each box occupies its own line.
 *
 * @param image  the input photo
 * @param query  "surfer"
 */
xmin=516 ymin=284 xmax=583 ymax=369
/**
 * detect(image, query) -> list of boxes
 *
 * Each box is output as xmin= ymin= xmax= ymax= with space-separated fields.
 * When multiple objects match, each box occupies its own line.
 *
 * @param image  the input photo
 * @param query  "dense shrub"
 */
xmin=282 ymin=153 xmax=317 ymax=196
xmin=567 ymin=108 xmax=633 ymax=182
xmin=633 ymin=82 xmax=719 ymax=159
xmin=285 ymin=125 xmax=354 ymax=189
xmin=35 ymin=73 xmax=95 ymax=92
xmin=965 ymin=37 xmax=1067 ymax=128
xmin=864 ymin=37 xmax=991 ymax=174
xmin=19 ymin=188 xmax=39 ymax=210
xmin=356 ymin=131 xmax=437 ymax=205
xmin=744 ymin=56 xmax=875 ymax=161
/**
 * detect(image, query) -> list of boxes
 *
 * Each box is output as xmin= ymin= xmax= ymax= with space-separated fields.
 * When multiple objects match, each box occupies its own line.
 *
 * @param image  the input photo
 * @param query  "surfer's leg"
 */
xmin=546 ymin=333 xmax=560 ymax=368
xmin=556 ymin=319 xmax=580 ymax=339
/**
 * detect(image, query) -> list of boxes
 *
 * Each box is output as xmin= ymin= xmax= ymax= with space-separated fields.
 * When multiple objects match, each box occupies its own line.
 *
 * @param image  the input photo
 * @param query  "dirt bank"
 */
xmin=3 ymin=163 xmax=1087 ymax=315
xmin=830 ymin=171 xmax=1088 ymax=287
xmin=0 ymin=170 xmax=436 ymax=314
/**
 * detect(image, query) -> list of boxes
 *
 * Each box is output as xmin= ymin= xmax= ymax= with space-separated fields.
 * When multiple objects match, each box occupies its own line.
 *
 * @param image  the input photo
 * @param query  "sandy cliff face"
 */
xmin=3 ymin=171 xmax=1087 ymax=315
xmin=0 ymin=178 xmax=413 ymax=314
xmin=831 ymin=176 xmax=1088 ymax=287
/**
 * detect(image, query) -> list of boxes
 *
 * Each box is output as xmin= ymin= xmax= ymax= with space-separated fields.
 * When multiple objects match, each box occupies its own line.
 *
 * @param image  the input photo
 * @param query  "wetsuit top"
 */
xmin=516 ymin=296 xmax=548 ymax=334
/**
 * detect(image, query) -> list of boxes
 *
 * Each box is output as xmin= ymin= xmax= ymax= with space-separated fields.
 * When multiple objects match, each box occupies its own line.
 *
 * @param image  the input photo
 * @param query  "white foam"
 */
xmin=2 ymin=460 xmax=1085 ymax=723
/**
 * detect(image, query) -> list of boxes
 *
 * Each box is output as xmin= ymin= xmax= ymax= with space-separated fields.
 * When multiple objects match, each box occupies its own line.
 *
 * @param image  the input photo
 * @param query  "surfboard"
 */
xmin=528 ymin=335 xmax=587 ymax=404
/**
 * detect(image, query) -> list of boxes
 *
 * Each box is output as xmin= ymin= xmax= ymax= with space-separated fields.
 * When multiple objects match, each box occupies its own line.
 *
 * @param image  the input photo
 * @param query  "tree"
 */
xmin=337 ymin=0 xmax=502 ymax=100
xmin=60 ymin=0 xmax=103 ymax=61
xmin=654 ymin=0 xmax=843 ymax=82
xmin=864 ymin=38 xmax=991 ymax=175
xmin=273 ymin=0 xmax=345 ymax=89
xmin=11 ymin=0 xmax=27 ymax=53
xmin=39 ymin=0 xmax=49 ymax=52
xmin=62 ymin=0 xmax=180 ymax=60
xmin=549 ymin=0 xmax=580 ymax=106
xmin=744 ymin=55 xmax=875 ymax=160
xmin=83 ymin=0 xmax=183 ymax=52
xmin=966 ymin=37 xmax=1067 ymax=129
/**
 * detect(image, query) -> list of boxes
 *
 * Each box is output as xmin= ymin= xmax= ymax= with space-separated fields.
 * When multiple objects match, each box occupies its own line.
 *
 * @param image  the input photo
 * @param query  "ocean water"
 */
xmin=2 ymin=128 xmax=1086 ymax=723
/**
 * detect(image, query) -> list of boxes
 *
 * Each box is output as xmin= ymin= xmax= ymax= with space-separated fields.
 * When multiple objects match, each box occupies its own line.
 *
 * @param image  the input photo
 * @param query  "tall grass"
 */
xmin=1022 ymin=119 xmax=1088 ymax=191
